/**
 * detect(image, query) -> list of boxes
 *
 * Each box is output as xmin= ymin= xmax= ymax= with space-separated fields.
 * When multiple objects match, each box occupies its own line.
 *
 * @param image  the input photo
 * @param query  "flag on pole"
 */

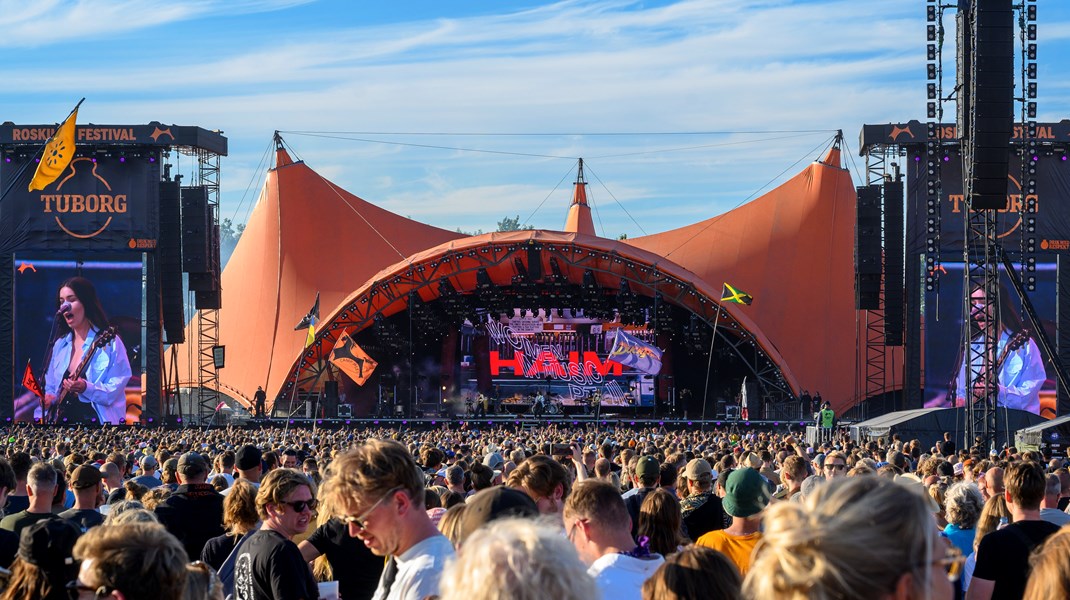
xmin=295 ymin=292 xmax=320 ymax=348
xmin=214 ymin=401 xmax=226 ymax=411
xmin=331 ymin=330 xmax=378 ymax=386
xmin=28 ymin=102 xmax=81 ymax=192
xmin=607 ymin=329 xmax=663 ymax=375
xmin=21 ymin=360 xmax=43 ymax=399
xmin=721 ymin=282 xmax=753 ymax=305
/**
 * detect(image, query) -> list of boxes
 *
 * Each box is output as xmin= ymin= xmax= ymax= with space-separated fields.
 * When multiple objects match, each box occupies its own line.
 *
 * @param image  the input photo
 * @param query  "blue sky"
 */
xmin=2 ymin=0 xmax=1068 ymax=238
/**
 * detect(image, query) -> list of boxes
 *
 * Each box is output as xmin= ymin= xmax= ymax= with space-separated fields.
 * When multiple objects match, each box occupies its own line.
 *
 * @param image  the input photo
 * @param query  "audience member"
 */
xmin=0 ymin=463 xmax=58 ymax=537
xmin=0 ymin=518 xmax=80 ymax=600
xmin=1022 ymin=526 xmax=1070 ymax=600
xmin=72 ymin=523 xmax=188 ymax=600
xmin=637 ymin=487 xmax=687 ymax=556
xmin=641 ymin=545 xmax=742 ymax=600
xmin=154 ymin=451 xmax=226 ymax=561
xmin=943 ymin=481 xmax=984 ymax=555
xmin=695 ymin=468 xmax=769 ymax=576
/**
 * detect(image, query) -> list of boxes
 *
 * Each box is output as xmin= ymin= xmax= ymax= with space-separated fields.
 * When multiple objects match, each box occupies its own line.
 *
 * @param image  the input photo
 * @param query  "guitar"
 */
xmin=967 ymin=329 xmax=1031 ymax=402
xmin=46 ymin=326 xmax=117 ymax=424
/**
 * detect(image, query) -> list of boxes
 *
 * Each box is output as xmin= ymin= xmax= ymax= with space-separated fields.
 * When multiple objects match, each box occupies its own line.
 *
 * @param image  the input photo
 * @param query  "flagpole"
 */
xmin=701 ymin=308 xmax=722 ymax=423
xmin=0 ymin=98 xmax=84 ymax=206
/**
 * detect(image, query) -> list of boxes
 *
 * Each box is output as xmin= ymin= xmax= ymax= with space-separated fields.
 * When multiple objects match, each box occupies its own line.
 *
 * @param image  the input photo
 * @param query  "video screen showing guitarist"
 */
xmin=950 ymin=285 xmax=1045 ymax=413
xmin=42 ymin=277 xmax=131 ymax=424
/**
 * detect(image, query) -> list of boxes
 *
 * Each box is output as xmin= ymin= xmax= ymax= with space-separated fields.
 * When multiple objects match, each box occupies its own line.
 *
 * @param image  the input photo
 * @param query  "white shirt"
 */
xmin=373 ymin=533 xmax=455 ymax=600
xmin=588 ymin=552 xmax=665 ymax=600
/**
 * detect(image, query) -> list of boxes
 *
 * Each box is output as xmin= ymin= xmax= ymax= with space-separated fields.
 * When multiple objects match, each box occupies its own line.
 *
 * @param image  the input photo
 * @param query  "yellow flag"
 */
xmin=28 ymin=107 xmax=79 ymax=192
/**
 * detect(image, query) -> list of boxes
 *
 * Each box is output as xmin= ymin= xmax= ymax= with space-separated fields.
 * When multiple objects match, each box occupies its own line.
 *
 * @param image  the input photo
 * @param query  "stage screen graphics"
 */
xmin=0 ymin=155 xmax=159 ymax=251
xmin=906 ymin=147 xmax=1070 ymax=256
xmin=13 ymin=255 xmax=143 ymax=424
xmin=462 ymin=310 xmax=657 ymax=412
xmin=923 ymin=262 xmax=1057 ymax=418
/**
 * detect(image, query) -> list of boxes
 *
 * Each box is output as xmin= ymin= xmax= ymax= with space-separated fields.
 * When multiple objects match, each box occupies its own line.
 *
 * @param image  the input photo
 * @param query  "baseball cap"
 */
xmin=18 ymin=518 xmax=80 ymax=570
xmin=483 ymin=452 xmax=505 ymax=471
xmin=684 ymin=458 xmax=713 ymax=481
xmin=71 ymin=465 xmax=102 ymax=490
xmin=953 ymin=462 xmax=965 ymax=476
xmin=459 ymin=487 xmax=538 ymax=544
xmin=636 ymin=455 xmax=660 ymax=479
xmin=177 ymin=451 xmax=209 ymax=476
xmin=722 ymin=468 xmax=771 ymax=518
xmin=139 ymin=454 xmax=158 ymax=471
xmin=235 ymin=445 xmax=263 ymax=471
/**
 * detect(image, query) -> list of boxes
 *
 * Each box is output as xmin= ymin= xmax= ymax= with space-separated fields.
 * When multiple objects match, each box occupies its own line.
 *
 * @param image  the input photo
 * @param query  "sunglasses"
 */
xmin=824 ymin=463 xmax=847 ymax=470
xmin=340 ymin=486 xmax=402 ymax=530
xmin=279 ymin=498 xmax=319 ymax=513
xmin=66 ymin=581 xmax=113 ymax=600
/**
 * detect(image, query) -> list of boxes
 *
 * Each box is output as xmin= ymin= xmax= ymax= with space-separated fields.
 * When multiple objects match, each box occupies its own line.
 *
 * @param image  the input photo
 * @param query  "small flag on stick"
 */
xmin=21 ymin=360 xmax=43 ymax=399
xmin=721 ymin=282 xmax=753 ymax=305
xmin=295 ymin=292 xmax=320 ymax=348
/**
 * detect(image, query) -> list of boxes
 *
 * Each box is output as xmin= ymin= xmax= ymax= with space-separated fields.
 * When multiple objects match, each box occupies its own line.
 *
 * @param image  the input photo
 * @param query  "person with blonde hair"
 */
xmin=200 ymin=479 xmax=260 ymax=571
xmin=320 ymin=439 xmax=453 ymax=600
xmin=641 ymin=545 xmax=742 ymax=600
xmin=234 ymin=468 xmax=318 ymax=600
xmin=439 ymin=518 xmax=597 ymax=600
xmin=72 ymin=523 xmax=188 ymax=600
xmin=1022 ymin=525 xmax=1070 ymax=600
xmin=743 ymin=476 xmax=957 ymax=600
xmin=438 ymin=503 xmax=467 ymax=548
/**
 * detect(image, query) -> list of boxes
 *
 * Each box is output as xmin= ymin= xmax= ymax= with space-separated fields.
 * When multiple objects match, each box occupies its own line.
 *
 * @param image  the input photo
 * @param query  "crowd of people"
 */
xmin=0 ymin=421 xmax=1065 ymax=599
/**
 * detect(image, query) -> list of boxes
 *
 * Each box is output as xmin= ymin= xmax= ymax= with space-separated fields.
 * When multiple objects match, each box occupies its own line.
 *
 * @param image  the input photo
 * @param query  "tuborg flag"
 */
xmin=331 ymin=330 xmax=379 ymax=386
xmin=607 ymin=328 xmax=663 ymax=375
xmin=21 ymin=360 xmax=43 ymax=399
xmin=28 ymin=101 xmax=81 ymax=192
xmin=721 ymin=282 xmax=753 ymax=305
xmin=295 ymin=292 xmax=320 ymax=349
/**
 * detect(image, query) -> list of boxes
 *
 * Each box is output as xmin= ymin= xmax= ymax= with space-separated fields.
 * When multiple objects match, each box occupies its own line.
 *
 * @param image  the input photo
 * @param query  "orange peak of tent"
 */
xmin=819 ymin=145 xmax=841 ymax=168
xmin=275 ymin=146 xmax=294 ymax=168
xmin=564 ymin=159 xmax=595 ymax=236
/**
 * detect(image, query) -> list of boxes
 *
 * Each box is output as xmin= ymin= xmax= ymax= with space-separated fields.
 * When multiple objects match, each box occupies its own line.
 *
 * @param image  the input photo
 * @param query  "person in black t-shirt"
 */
xmin=153 ymin=452 xmax=225 ymax=561
xmin=234 ymin=468 xmax=318 ymax=600
xmin=201 ymin=479 xmax=260 ymax=571
xmin=969 ymin=460 xmax=1061 ymax=600
xmin=0 ymin=463 xmax=59 ymax=539
xmin=298 ymin=517 xmax=384 ymax=600
xmin=0 ymin=457 xmax=18 ymax=567
xmin=58 ymin=464 xmax=105 ymax=533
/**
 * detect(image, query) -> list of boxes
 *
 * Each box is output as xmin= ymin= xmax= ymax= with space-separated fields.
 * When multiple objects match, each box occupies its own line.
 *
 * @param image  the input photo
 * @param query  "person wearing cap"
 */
xmin=457 ymin=486 xmax=538 ymax=545
xmin=624 ymin=455 xmax=661 ymax=537
xmin=322 ymin=439 xmax=454 ymax=600
xmin=1 ymin=463 xmax=59 ymax=538
xmin=59 ymin=465 xmax=105 ymax=532
xmin=131 ymin=454 xmax=162 ymax=490
xmin=564 ymin=480 xmax=664 ymax=600
xmin=679 ymin=458 xmax=725 ymax=540
xmin=695 ymin=467 xmax=770 ymax=576
xmin=223 ymin=444 xmax=264 ymax=497
xmin=153 ymin=451 xmax=225 ymax=562
xmin=0 ymin=517 xmax=80 ymax=600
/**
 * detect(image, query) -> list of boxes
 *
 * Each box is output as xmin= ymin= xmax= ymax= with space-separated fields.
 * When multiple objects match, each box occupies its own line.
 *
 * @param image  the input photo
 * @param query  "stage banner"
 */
xmin=331 ymin=331 xmax=378 ymax=386
xmin=905 ymin=147 xmax=1070 ymax=255
xmin=0 ymin=156 xmax=159 ymax=251
xmin=607 ymin=328 xmax=663 ymax=375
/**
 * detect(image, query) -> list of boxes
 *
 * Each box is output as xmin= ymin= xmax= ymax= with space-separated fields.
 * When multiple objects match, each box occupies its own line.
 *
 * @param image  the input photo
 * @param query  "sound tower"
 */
xmin=883 ymin=180 xmax=904 ymax=345
xmin=324 ymin=380 xmax=339 ymax=416
xmin=158 ymin=181 xmax=185 ymax=343
xmin=855 ymin=184 xmax=882 ymax=310
xmin=527 ymin=245 xmax=543 ymax=281
xmin=967 ymin=0 xmax=1014 ymax=210
xmin=181 ymin=186 xmax=210 ymax=273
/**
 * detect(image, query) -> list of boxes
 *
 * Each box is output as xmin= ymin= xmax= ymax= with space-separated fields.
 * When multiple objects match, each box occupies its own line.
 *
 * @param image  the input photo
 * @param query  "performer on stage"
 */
xmin=254 ymin=386 xmax=267 ymax=418
xmin=949 ymin=286 xmax=1045 ymax=413
xmin=42 ymin=277 xmax=131 ymax=424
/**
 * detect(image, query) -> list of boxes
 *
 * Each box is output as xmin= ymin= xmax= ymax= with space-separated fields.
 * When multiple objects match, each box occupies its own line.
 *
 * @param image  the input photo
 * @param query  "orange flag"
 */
xmin=29 ymin=101 xmax=81 ymax=192
xmin=22 ymin=360 xmax=43 ymax=399
xmin=330 ymin=331 xmax=378 ymax=386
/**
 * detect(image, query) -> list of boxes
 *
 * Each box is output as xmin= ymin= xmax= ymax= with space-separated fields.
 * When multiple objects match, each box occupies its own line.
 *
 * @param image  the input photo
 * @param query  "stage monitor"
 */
xmin=922 ymin=261 xmax=1056 ymax=417
xmin=12 ymin=254 xmax=144 ymax=424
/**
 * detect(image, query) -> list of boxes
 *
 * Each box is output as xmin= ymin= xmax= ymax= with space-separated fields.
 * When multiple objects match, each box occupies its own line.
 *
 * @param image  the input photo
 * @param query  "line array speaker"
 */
xmin=967 ymin=0 xmax=1014 ymax=210
xmin=855 ymin=184 xmax=882 ymax=310
xmin=883 ymin=180 xmax=904 ymax=345
xmin=158 ymin=181 xmax=185 ymax=343
xmin=181 ymin=186 xmax=210 ymax=273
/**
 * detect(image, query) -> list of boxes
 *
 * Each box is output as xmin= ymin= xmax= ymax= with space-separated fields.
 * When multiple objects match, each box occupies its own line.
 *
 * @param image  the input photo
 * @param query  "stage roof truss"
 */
xmin=280 ymin=240 xmax=791 ymax=401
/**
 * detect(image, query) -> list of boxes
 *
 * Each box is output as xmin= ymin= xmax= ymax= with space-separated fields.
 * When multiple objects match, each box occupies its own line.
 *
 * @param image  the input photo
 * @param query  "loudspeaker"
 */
xmin=195 ymin=288 xmax=221 ymax=310
xmin=181 ymin=186 xmax=210 ymax=273
xmin=883 ymin=180 xmax=904 ymax=345
xmin=967 ymin=0 xmax=1014 ymax=210
xmin=527 ymin=246 xmax=542 ymax=281
xmin=323 ymin=380 xmax=338 ymax=415
xmin=855 ymin=184 xmax=882 ymax=310
xmin=158 ymin=181 xmax=185 ymax=344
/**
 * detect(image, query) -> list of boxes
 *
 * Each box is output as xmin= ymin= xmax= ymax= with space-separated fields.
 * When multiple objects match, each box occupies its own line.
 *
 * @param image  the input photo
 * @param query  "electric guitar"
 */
xmin=46 ymin=326 xmax=117 ymax=424
xmin=968 ymin=329 xmax=1031 ymax=401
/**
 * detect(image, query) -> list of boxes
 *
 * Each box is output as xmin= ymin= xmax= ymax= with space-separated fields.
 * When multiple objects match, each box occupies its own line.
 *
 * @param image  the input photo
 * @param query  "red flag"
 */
xmin=22 ymin=360 xmax=43 ymax=399
xmin=215 ymin=401 xmax=226 ymax=411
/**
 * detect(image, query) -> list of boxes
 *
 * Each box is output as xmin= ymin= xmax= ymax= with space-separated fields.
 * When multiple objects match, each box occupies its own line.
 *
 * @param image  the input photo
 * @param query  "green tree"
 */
xmin=497 ymin=215 xmax=532 ymax=231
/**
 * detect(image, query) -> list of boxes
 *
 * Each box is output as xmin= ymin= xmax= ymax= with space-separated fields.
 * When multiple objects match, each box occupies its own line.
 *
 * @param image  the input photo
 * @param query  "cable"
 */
xmin=589 ymin=131 xmax=831 ymax=160
xmin=521 ymin=163 xmax=577 ymax=229
xmin=278 ymin=132 xmax=573 ymax=160
xmin=229 ymin=136 xmax=276 ymax=224
xmin=662 ymin=133 xmax=839 ymax=259
xmin=583 ymin=162 xmax=648 ymax=237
